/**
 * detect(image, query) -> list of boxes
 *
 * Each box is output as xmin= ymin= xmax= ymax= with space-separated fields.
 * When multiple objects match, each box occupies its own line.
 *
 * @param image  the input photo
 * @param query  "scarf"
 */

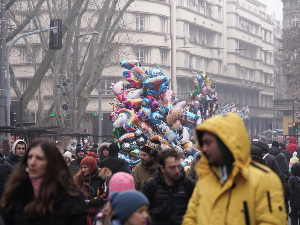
xmin=83 ymin=167 xmax=100 ymax=182
xmin=29 ymin=177 xmax=44 ymax=197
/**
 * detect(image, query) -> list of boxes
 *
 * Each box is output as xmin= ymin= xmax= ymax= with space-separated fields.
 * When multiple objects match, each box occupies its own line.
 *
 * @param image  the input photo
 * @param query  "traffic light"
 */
xmin=268 ymin=123 xmax=272 ymax=130
xmin=49 ymin=19 xmax=62 ymax=50
xmin=10 ymin=111 xmax=17 ymax=127
xmin=293 ymin=122 xmax=298 ymax=132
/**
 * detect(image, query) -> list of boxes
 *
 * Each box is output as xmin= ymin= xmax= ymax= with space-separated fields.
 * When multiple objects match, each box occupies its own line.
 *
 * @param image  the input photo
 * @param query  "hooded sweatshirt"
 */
xmin=182 ymin=113 xmax=286 ymax=225
xmin=4 ymin=140 xmax=27 ymax=168
xmin=286 ymin=137 xmax=298 ymax=155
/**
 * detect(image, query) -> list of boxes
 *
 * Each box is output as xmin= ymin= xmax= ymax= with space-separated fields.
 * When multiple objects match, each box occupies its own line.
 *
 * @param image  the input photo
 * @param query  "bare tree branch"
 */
xmin=21 ymin=0 xmax=86 ymax=107
xmin=6 ymin=0 xmax=46 ymax=42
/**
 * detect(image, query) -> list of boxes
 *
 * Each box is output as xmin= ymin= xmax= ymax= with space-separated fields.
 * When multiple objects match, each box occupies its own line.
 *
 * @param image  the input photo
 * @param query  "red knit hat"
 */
xmin=80 ymin=152 xmax=97 ymax=174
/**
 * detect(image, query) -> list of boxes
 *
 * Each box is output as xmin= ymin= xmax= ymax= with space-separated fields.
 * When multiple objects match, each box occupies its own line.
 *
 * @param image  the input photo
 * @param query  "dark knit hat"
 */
xmin=76 ymin=145 xmax=86 ymax=155
xmin=292 ymin=162 xmax=300 ymax=177
xmin=109 ymin=143 xmax=120 ymax=155
xmin=110 ymin=190 xmax=149 ymax=224
xmin=253 ymin=141 xmax=269 ymax=153
xmin=80 ymin=152 xmax=97 ymax=174
xmin=272 ymin=141 xmax=279 ymax=148
xmin=141 ymin=140 xmax=161 ymax=158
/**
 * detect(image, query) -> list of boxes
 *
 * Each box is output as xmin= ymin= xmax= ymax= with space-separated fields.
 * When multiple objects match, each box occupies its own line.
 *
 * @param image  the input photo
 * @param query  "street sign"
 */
xmin=50 ymin=113 xmax=56 ymax=117
xmin=295 ymin=111 xmax=300 ymax=119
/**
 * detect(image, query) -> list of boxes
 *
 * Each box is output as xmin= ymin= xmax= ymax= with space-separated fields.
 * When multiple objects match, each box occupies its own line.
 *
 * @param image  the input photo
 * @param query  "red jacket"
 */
xmin=287 ymin=137 xmax=298 ymax=155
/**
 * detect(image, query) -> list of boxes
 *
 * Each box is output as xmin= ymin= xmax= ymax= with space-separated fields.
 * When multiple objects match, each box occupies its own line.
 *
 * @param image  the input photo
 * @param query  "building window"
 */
xmin=183 ymin=22 xmax=188 ymax=38
xmin=160 ymin=49 xmax=167 ymax=65
xmin=203 ymin=58 xmax=210 ymax=71
xmin=235 ymin=40 xmax=239 ymax=53
xmin=218 ymin=6 xmax=222 ymax=20
xmin=184 ymin=53 xmax=188 ymax=68
xmin=189 ymin=56 xmax=193 ymax=69
xmin=19 ymin=78 xmax=31 ymax=92
xmin=235 ymin=65 xmax=240 ymax=78
xmin=136 ymin=14 xmax=145 ymax=31
xmin=26 ymin=47 xmax=36 ymax=63
xmin=196 ymin=57 xmax=200 ymax=70
xmin=217 ymin=34 xmax=221 ymax=48
xmin=135 ymin=47 xmax=144 ymax=63
xmin=160 ymin=17 xmax=165 ymax=33
xmin=218 ymin=61 xmax=221 ymax=74
xmin=27 ymin=19 xmax=35 ymax=30
xmin=291 ymin=13 xmax=298 ymax=27
xmin=249 ymin=69 xmax=254 ymax=81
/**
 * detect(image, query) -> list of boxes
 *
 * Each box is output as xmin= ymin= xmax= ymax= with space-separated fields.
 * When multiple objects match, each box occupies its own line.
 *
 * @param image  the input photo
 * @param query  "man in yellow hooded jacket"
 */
xmin=182 ymin=113 xmax=286 ymax=225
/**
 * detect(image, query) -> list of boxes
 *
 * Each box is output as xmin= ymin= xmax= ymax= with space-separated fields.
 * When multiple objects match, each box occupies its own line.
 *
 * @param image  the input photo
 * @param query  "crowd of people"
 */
xmin=0 ymin=112 xmax=298 ymax=224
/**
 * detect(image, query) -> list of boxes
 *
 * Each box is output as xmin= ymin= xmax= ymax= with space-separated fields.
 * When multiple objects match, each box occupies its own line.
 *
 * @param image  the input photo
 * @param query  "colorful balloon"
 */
xmin=113 ymin=108 xmax=140 ymax=132
xmin=143 ymin=75 xmax=169 ymax=96
xmin=117 ymin=88 xmax=144 ymax=110
xmin=120 ymin=60 xmax=141 ymax=70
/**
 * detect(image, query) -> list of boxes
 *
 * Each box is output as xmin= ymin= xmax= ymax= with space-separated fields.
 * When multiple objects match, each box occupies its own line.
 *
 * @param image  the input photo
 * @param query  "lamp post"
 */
xmin=72 ymin=31 xmax=99 ymax=134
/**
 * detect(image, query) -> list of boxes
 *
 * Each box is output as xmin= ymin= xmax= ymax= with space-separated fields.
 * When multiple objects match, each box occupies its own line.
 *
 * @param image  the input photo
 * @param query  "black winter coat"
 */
xmin=142 ymin=167 xmax=195 ymax=225
xmin=289 ymin=176 xmax=300 ymax=208
xmin=263 ymin=153 xmax=282 ymax=178
xmin=269 ymin=147 xmax=289 ymax=179
xmin=281 ymin=147 xmax=292 ymax=163
xmin=4 ymin=151 xmax=20 ymax=168
xmin=99 ymin=155 xmax=129 ymax=174
xmin=70 ymin=157 xmax=84 ymax=174
xmin=0 ymin=157 xmax=14 ymax=198
xmin=1 ymin=177 xmax=88 ymax=225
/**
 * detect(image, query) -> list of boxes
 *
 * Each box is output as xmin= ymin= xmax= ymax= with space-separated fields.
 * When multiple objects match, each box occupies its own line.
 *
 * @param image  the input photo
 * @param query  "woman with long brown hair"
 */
xmin=0 ymin=139 xmax=87 ymax=225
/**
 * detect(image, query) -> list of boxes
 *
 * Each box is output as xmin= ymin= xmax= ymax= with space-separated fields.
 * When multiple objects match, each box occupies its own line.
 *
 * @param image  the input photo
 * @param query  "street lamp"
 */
xmin=72 ymin=31 xmax=99 ymax=134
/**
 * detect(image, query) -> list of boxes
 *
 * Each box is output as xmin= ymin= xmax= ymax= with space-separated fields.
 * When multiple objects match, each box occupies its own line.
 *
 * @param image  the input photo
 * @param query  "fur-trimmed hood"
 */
xmin=74 ymin=167 xmax=112 ymax=186
xmin=97 ymin=143 xmax=110 ymax=157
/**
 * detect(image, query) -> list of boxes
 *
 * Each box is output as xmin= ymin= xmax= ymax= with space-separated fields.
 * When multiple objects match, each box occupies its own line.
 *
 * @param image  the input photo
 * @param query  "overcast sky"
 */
xmin=263 ymin=0 xmax=283 ymax=21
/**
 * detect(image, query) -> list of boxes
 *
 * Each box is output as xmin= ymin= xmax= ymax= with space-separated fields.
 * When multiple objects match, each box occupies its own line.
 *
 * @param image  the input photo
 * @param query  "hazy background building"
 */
xmin=8 ymin=0 xmax=278 ymax=140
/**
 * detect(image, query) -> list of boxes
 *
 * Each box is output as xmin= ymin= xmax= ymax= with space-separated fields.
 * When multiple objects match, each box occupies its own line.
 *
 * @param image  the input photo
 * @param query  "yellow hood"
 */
xmin=195 ymin=113 xmax=251 ymax=180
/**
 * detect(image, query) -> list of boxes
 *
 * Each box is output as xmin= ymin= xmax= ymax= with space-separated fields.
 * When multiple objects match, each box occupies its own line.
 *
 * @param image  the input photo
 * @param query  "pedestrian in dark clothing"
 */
xmin=0 ymin=156 xmax=13 ymax=199
xmin=99 ymin=143 xmax=129 ymax=174
xmin=70 ymin=144 xmax=86 ymax=174
xmin=253 ymin=141 xmax=282 ymax=178
xmin=269 ymin=141 xmax=289 ymax=180
xmin=97 ymin=143 xmax=110 ymax=167
xmin=89 ymin=143 xmax=98 ymax=155
xmin=0 ymin=139 xmax=88 ymax=225
xmin=287 ymin=136 xmax=298 ymax=155
xmin=142 ymin=148 xmax=195 ymax=225
xmin=289 ymin=162 xmax=300 ymax=224
xmin=280 ymin=142 xmax=293 ymax=163
xmin=250 ymin=145 xmax=266 ymax=165
xmin=4 ymin=139 xmax=27 ymax=168
xmin=283 ymin=179 xmax=291 ymax=218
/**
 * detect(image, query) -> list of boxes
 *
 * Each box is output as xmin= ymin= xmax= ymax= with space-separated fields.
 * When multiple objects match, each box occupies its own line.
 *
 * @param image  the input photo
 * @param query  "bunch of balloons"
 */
xmin=187 ymin=72 xmax=219 ymax=125
xmin=109 ymin=60 xmax=203 ymax=158
xmin=217 ymin=103 xmax=250 ymax=121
